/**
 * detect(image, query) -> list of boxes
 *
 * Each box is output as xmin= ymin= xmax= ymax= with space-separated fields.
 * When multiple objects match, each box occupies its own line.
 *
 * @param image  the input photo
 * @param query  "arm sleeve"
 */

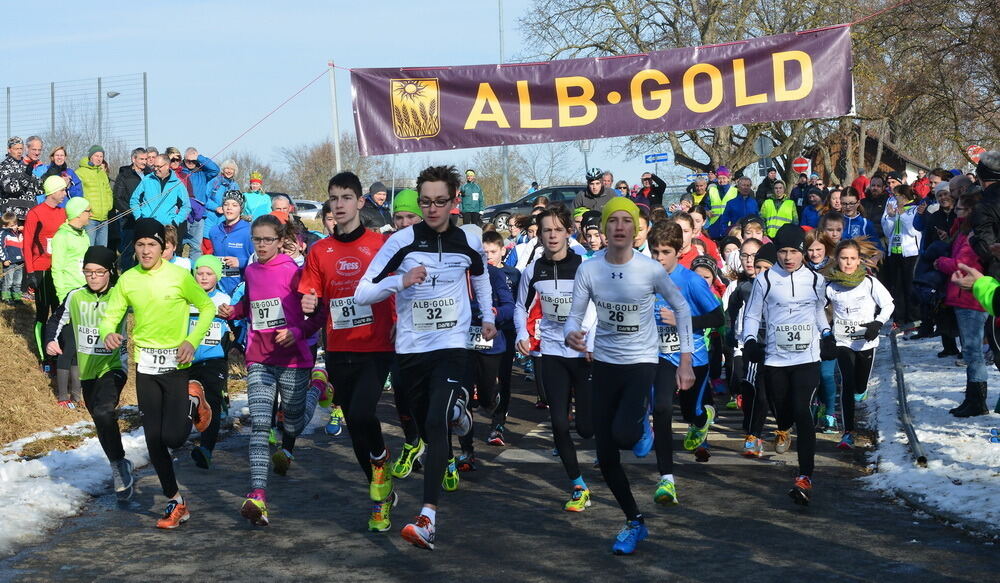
xmin=491 ymin=268 xmax=515 ymax=327
xmin=692 ymin=304 xmax=725 ymax=330
xmin=815 ymin=279 xmax=830 ymax=334
xmin=740 ymin=277 xmax=765 ymax=343
xmin=513 ymin=262 xmax=533 ymax=344
xmin=651 ymin=174 xmax=666 ymax=197
xmin=199 ymin=156 xmax=220 ymax=182
xmin=45 ymin=293 xmax=73 ymax=345
xmin=653 ymin=268 xmax=693 ymax=354
xmin=469 ymin=239 xmax=495 ymax=325
xmin=969 ymin=207 xmax=996 ymax=265
xmin=972 ymin=276 xmax=1000 ymax=316
xmin=564 ymin=266 xmax=592 ymax=341
xmin=183 ymin=273 xmax=216 ymax=346
xmin=98 ymin=284 xmax=128 ymax=339
xmin=22 ymin=212 xmax=38 ymax=272
xmin=130 ymin=180 xmax=146 ymax=217
xmin=871 ymin=277 xmax=896 ymax=323
xmin=354 ymin=235 xmax=405 ymax=305
xmin=297 ymin=247 xmax=324 ymax=298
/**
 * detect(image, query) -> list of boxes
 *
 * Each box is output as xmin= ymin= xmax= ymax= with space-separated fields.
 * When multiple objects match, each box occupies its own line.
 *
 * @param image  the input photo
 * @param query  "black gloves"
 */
xmin=862 ymin=321 xmax=882 ymax=342
xmin=820 ymin=333 xmax=837 ymax=361
xmin=743 ymin=338 xmax=765 ymax=363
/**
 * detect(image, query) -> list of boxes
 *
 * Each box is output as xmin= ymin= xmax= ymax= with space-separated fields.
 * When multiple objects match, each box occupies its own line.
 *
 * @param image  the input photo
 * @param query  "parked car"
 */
xmin=293 ymin=198 xmax=323 ymax=220
xmin=480 ymin=185 xmax=586 ymax=231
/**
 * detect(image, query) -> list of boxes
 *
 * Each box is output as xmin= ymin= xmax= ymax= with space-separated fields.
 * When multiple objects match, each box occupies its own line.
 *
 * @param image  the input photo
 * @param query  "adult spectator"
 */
xmin=861 ymin=177 xmax=890 ymax=242
xmin=23 ymin=136 xmax=44 ymax=174
xmin=639 ymin=171 xmax=667 ymax=208
xmin=113 ymin=148 xmax=149 ymax=268
xmin=76 ymin=145 xmax=114 ymax=247
xmin=360 ymin=181 xmax=392 ymax=232
xmin=176 ymin=147 xmax=219 ymax=261
xmin=269 ymin=192 xmax=317 ymax=247
xmin=885 ymin=171 xmax=903 ymax=192
xmin=244 ymin=171 xmax=271 ymax=219
xmin=759 ymin=181 xmax=799 ymax=237
xmin=145 ymin=147 xmax=159 ymax=171
xmin=913 ymin=169 xmax=931 ymax=198
xmin=706 ymin=166 xmax=736 ymax=227
xmin=755 ymin=167 xmax=778 ymax=203
xmin=800 ymin=188 xmax=825 ymax=229
xmin=528 ymin=181 xmax=538 ymax=194
xmin=690 ymin=177 xmax=711 ymax=207
xmin=34 ymin=146 xmax=83 ymax=206
xmin=271 ymin=192 xmax=293 ymax=215
xmin=710 ymin=176 xmax=758 ymax=238
xmin=0 ymin=137 xmax=43 ymax=214
xmin=459 ymin=169 xmax=483 ymax=226
xmin=791 ymin=173 xmax=811 ymax=207
xmin=602 ymin=171 xmax=614 ymax=191
xmin=850 ymin=168 xmax=869 ymax=199
xmin=573 ymin=168 xmax=615 ymax=211
xmin=969 ymin=151 xmax=1000 ymax=279
xmin=163 ymin=147 xmax=193 ymax=196
xmin=205 ymin=159 xmax=241 ymax=231
xmin=130 ymin=154 xmax=191 ymax=230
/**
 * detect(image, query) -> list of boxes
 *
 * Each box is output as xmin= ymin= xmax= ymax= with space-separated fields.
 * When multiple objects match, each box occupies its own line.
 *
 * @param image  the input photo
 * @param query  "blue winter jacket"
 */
xmin=176 ymin=155 xmax=220 ymax=205
xmin=204 ymin=174 xmax=241 ymax=231
xmin=32 ymin=166 xmax=83 ymax=206
xmin=843 ymin=214 xmax=883 ymax=251
xmin=468 ymin=264 xmax=515 ymax=355
xmin=207 ymin=219 xmax=252 ymax=295
xmin=130 ymin=171 xmax=191 ymax=226
xmin=710 ymin=195 xmax=759 ymax=238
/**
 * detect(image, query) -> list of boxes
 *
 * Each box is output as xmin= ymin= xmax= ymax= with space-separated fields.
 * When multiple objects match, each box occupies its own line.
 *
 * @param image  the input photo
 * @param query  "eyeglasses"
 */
xmin=252 ymin=236 xmax=281 ymax=244
xmin=83 ymin=208 xmax=93 ymax=213
xmin=184 ymin=159 xmax=198 ymax=165
xmin=418 ymin=198 xmax=452 ymax=208
xmin=82 ymin=269 xmax=109 ymax=277
xmin=842 ymin=201 xmax=858 ymax=206
xmin=739 ymin=252 xmax=757 ymax=260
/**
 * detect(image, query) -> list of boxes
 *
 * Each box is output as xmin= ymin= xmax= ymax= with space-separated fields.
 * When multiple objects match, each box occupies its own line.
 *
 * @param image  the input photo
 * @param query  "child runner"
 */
xmin=50 ymin=197 xmax=92 ymax=406
xmin=564 ymin=197 xmax=694 ymax=555
xmin=24 ymin=176 xmax=68 ymax=366
xmin=805 ymin=230 xmax=839 ymax=433
xmin=99 ymin=218 xmax=215 ymax=528
xmin=482 ymin=230 xmax=520 ymax=446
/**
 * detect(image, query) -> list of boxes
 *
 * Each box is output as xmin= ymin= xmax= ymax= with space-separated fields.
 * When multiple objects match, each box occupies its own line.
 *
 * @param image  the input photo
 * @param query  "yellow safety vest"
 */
xmin=761 ymin=198 xmax=798 ymax=237
xmin=707 ymin=184 xmax=736 ymax=225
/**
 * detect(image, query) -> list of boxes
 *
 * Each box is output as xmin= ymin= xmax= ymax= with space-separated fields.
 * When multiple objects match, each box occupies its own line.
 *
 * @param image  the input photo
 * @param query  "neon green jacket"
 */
xmin=99 ymin=259 xmax=215 ymax=364
xmin=75 ymin=157 xmax=114 ymax=220
xmin=972 ymin=276 xmax=1000 ymax=316
xmin=50 ymin=222 xmax=90 ymax=302
xmin=760 ymin=198 xmax=799 ymax=237
xmin=47 ymin=285 xmax=125 ymax=381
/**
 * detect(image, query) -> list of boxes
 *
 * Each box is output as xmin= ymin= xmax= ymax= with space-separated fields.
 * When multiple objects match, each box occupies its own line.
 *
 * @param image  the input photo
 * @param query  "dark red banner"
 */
xmin=351 ymin=26 xmax=853 ymax=156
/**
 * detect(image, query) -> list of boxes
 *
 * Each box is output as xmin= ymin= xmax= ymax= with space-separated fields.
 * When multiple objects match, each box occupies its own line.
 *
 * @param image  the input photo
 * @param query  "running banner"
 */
xmin=351 ymin=26 xmax=854 ymax=156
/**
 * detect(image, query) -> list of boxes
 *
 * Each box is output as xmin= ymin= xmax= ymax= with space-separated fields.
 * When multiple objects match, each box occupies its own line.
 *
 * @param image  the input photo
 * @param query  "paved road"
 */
xmin=2 ymin=379 xmax=998 ymax=582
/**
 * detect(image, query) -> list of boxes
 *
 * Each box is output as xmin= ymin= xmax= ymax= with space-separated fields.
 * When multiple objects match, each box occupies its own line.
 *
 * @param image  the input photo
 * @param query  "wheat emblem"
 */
xmin=390 ymin=78 xmax=441 ymax=140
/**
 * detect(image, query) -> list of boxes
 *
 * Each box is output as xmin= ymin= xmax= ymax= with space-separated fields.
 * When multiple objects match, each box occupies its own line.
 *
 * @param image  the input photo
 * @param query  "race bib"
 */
xmin=834 ymin=318 xmax=866 ymax=343
xmin=596 ymin=300 xmax=641 ymax=334
xmin=189 ymin=317 xmax=224 ymax=346
xmin=330 ymin=296 xmax=373 ymax=330
xmin=222 ymin=266 xmax=240 ymax=278
xmin=411 ymin=298 xmax=458 ymax=331
xmin=250 ymin=297 xmax=286 ymax=330
xmin=76 ymin=325 xmax=111 ymax=355
xmin=137 ymin=347 xmax=178 ymax=375
xmin=45 ymin=237 xmax=52 ymax=255
xmin=774 ymin=323 xmax=813 ymax=352
xmin=466 ymin=325 xmax=494 ymax=351
xmin=540 ymin=292 xmax=572 ymax=323
xmin=658 ymin=325 xmax=681 ymax=354
xmin=890 ymin=234 xmax=902 ymax=248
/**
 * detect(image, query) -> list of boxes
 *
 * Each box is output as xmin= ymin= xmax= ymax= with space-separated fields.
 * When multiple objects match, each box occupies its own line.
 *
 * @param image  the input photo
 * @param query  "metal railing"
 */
xmin=887 ymin=326 xmax=928 ymax=467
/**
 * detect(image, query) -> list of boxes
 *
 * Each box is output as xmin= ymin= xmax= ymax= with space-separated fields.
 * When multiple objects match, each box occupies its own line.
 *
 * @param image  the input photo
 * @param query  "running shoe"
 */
xmin=564 ymin=486 xmax=592 ymax=512
xmin=534 ymin=398 xmax=547 ymax=409
xmin=188 ymin=380 xmax=212 ymax=433
xmin=391 ymin=439 xmax=425 ymax=479
xmin=470 ymin=387 xmax=479 ymax=410
xmin=325 ymin=406 xmax=345 ymax=437
xmin=56 ymin=400 xmax=76 ymax=409
xmin=268 ymin=427 xmax=279 ymax=446
xmin=370 ymin=451 xmax=393 ymax=501
xmin=725 ymin=396 xmax=739 ymax=410
xmin=611 ymin=520 xmax=648 ymax=555
xmin=311 ymin=368 xmax=333 ymax=408
xmin=855 ymin=390 xmax=870 ymax=402
xmin=450 ymin=388 xmax=473 ymax=437
xmin=111 ymin=458 xmax=134 ymax=503
xmin=694 ymin=442 xmax=711 ymax=462
xmin=742 ymin=435 xmax=764 ymax=458
xmin=487 ymin=425 xmax=506 ymax=447
xmin=240 ymin=490 xmax=269 ymax=526
xmin=442 ymin=457 xmax=460 ymax=491
xmin=456 ymin=452 xmax=477 ymax=472
xmin=836 ymin=433 xmax=855 ymax=450
xmin=683 ymin=405 xmax=716 ymax=451
xmin=272 ymin=448 xmax=293 ymax=476
xmin=156 ymin=499 xmax=190 ymax=529
xmin=653 ymin=478 xmax=679 ymax=506
xmin=191 ymin=445 xmax=212 ymax=469
xmin=788 ymin=475 xmax=812 ymax=506
xmin=774 ymin=430 xmax=791 ymax=454
xmin=401 ymin=514 xmax=435 ymax=550
xmin=632 ymin=415 xmax=654 ymax=458
xmin=368 ymin=490 xmax=398 ymax=533
xmin=820 ymin=415 xmax=838 ymax=434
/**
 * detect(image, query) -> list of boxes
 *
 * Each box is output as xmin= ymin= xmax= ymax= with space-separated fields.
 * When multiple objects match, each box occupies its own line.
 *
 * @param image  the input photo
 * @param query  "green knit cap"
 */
xmin=194 ymin=254 xmax=223 ymax=281
xmin=393 ymin=189 xmax=422 ymax=217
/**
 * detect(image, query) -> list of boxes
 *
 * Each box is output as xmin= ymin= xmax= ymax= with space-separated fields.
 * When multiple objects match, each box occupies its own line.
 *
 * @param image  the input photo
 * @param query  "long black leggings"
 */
xmin=327 ymin=351 xmax=393 ymax=482
xmin=458 ymin=350 xmax=503 ymax=454
xmin=492 ymin=328 xmax=517 ymax=427
xmin=539 ymin=355 xmax=593 ymax=481
xmin=32 ymin=270 xmax=58 ymax=358
xmin=740 ymin=359 xmax=768 ymax=438
xmin=653 ymin=361 xmax=710 ymax=475
xmin=593 ymin=361 xmax=655 ymax=522
xmin=136 ymin=369 xmax=193 ymax=498
xmin=390 ymin=359 xmax=420 ymax=445
xmin=836 ymin=347 xmax=875 ymax=432
xmin=398 ymin=349 xmax=466 ymax=507
xmin=80 ymin=369 xmax=127 ymax=462
xmin=763 ymin=362 xmax=820 ymax=477
xmin=188 ymin=358 xmax=227 ymax=451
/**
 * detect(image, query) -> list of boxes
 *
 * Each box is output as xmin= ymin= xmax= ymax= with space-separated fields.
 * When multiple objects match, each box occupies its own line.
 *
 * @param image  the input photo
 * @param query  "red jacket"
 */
xmin=23 ymin=202 xmax=66 ymax=273
xmin=912 ymin=176 xmax=931 ymax=198
xmin=851 ymin=175 xmax=870 ymax=200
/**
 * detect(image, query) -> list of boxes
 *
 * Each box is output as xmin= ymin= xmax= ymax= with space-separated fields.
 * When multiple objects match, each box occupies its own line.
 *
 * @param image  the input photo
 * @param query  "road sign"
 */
xmin=753 ymin=136 xmax=774 ymax=158
xmin=967 ymin=145 xmax=986 ymax=164
xmin=791 ymin=157 xmax=811 ymax=174
xmin=578 ymin=139 xmax=592 ymax=154
xmin=645 ymin=153 xmax=671 ymax=164
xmin=685 ymin=173 xmax=709 ymax=182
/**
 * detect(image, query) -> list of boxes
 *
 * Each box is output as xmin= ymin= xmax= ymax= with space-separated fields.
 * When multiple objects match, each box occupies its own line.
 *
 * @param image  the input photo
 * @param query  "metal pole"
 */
xmin=143 ymin=72 xmax=149 ymax=146
xmin=328 ymin=60 xmax=342 ymax=172
xmin=390 ymin=154 xmax=397 ymax=206
xmin=50 ymin=82 xmax=55 ymax=134
xmin=499 ymin=0 xmax=510 ymax=203
xmin=583 ymin=150 xmax=589 ymax=175
xmin=97 ymin=77 xmax=103 ymax=145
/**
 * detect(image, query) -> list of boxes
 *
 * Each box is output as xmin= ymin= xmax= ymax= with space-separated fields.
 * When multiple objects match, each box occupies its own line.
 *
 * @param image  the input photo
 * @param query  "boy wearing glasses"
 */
xmin=45 ymin=246 xmax=134 ymax=501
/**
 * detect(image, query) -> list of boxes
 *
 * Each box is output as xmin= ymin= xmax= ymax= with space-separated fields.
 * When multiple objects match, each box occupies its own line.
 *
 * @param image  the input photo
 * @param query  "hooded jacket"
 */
xmin=935 ymin=227 xmax=984 ymax=311
xmin=204 ymin=174 xmax=241 ymax=231
xmin=227 ymin=253 xmax=325 ymax=368
xmin=33 ymin=165 xmax=83 ymax=205
xmin=130 ymin=171 xmax=192 ymax=226
xmin=175 ymin=155 xmax=220 ymax=205
xmin=572 ymin=187 xmax=616 ymax=211
xmin=50 ymin=221 xmax=90 ymax=301
xmin=75 ymin=157 xmax=114 ymax=221
xmin=206 ymin=219 xmax=253 ymax=295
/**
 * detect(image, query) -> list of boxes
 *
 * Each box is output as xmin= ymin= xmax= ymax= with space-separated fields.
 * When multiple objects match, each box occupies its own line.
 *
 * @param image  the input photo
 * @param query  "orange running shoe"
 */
xmin=156 ymin=499 xmax=190 ymax=529
xmin=789 ymin=475 xmax=812 ymax=506
xmin=188 ymin=380 xmax=212 ymax=433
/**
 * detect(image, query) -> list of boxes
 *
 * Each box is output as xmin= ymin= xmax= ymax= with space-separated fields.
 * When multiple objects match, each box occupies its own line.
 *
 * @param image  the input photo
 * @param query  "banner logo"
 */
xmin=391 ymin=78 xmax=441 ymax=140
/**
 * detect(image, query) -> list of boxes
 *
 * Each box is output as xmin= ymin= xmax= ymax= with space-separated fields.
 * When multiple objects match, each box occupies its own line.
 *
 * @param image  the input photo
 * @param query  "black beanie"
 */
xmin=755 ymin=243 xmax=777 ymax=266
xmin=83 ymin=246 xmax=116 ymax=271
xmin=772 ymin=224 xmax=806 ymax=252
xmin=134 ymin=218 xmax=166 ymax=248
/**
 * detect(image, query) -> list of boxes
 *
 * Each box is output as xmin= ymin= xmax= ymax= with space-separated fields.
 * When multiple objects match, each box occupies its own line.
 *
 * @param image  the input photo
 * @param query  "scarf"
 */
xmin=825 ymin=266 xmax=867 ymax=289
xmin=42 ymin=162 xmax=67 ymax=181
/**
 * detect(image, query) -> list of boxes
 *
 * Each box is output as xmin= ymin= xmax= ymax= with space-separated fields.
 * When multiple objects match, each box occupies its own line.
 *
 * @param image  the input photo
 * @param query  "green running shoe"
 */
xmin=442 ymin=457 xmax=460 ymax=492
xmin=725 ymin=396 xmax=739 ymax=410
xmin=272 ymin=448 xmax=293 ymax=476
xmin=564 ymin=486 xmax=592 ymax=512
xmin=370 ymin=452 xmax=393 ymax=502
xmin=391 ymin=439 xmax=425 ymax=479
xmin=368 ymin=490 xmax=398 ymax=532
xmin=267 ymin=427 xmax=279 ymax=446
xmin=653 ymin=478 xmax=679 ymax=506
xmin=683 ymin=405 xmax=715 ymax=451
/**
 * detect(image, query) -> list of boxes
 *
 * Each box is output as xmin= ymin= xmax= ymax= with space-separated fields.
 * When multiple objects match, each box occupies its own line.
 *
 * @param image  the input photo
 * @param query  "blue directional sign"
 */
xmin=644 ymin=153 xmax=671 ymax=164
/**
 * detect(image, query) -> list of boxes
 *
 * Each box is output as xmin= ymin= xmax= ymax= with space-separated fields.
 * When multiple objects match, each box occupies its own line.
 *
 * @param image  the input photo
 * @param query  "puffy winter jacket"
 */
xmin=50 ymin=221 xmax=90 ymax=301
xmin=75 ymin=157 xmax=114 ymax=221
xmin=175 ymin=155 xmax=220 ymax=205
xmin=881 ymin=201 xmax=922 ymax=257
xmin=130 ymin=171 xmax=191 ymax=226
xmin=935 ymin=229 xmax=984 ymax=311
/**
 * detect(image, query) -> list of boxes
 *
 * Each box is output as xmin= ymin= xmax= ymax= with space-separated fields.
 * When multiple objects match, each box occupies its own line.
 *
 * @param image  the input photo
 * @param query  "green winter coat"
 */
xmin=459 ymin=182 xmax=484 ymax=212
xmin=972 ymin=276 xmax=1000 ymax=316
xmin=50 ymin=222 xmax=90 ymax=301
xmin=75 ymin=156 xmax=114 ymax=220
